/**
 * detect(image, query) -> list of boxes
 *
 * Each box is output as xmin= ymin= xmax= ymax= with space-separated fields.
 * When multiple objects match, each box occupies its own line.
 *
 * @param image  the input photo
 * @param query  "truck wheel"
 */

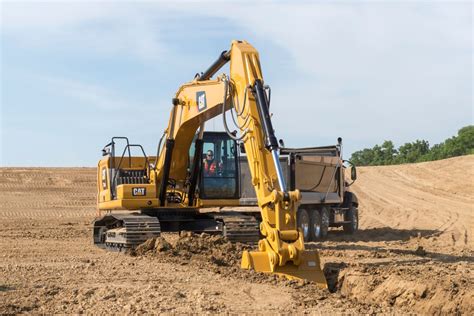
xmin=343 ymin=206 xmax=359 ymax=234
xmin=310 ymin=209 xmax=322 ymax=241
xmin=297 ymin=208 xmax=311 ymax=242
xmin=320 ymin=206 xmax=330 ymax=238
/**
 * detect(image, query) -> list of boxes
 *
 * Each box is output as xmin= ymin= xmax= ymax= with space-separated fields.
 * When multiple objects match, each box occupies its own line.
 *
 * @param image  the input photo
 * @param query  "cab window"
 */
xmin=199 ymin=134 xmax=238 ymax=199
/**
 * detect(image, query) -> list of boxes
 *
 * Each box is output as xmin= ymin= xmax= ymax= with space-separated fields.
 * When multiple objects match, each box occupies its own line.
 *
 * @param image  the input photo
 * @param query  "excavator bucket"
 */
xmin=241 ymin=249 xmax=328 ymax=288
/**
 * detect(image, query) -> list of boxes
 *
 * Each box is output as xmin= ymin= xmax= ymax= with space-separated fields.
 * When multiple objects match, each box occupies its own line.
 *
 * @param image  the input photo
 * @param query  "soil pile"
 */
xmin=171 ymin=232 xmax=246 ymax=266
xmin=133 ymin=233 xmax=245 ymax=264
xmin=131 ymin=233 xmax=268 ymax=281
xmin=337 ymin=262 xmax=473 ymax=314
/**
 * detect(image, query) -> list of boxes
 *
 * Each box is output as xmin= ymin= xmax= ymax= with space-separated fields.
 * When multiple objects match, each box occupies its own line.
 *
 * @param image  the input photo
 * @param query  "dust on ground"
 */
xmin=1 ymin=156 xmax=473 ymax=314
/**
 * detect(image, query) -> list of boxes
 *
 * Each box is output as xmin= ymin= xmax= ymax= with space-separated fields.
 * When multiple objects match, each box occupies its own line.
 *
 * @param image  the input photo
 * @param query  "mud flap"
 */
xmin=241 ymin=249 xmax=327 ymax=288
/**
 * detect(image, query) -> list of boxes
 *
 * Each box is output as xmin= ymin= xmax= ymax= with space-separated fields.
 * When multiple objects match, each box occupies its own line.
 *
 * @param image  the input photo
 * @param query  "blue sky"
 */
xmin=1 ymin=1 xmax=472 ymax=166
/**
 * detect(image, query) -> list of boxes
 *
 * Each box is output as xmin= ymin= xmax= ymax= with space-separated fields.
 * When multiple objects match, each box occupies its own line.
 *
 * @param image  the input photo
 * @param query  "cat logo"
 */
xmin=196 ymin=91 xmax=207 ymax=111
xmin=132 ymin=187 xmax=146 ymax=196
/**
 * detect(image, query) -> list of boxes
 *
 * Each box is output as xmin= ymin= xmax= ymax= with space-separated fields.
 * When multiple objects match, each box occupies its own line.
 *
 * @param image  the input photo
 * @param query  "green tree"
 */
xmin=351 ymin=148 xmax=374 ymax=166
xmin=397 ymin=140 xmax=430 ymax=163
xmin=349 ymin=125 xmax=473 ymax=166
xmin=381 ymin=140 xmax=397 ymax=165
xmin=448 ymin=125 xmax=474 ymax=156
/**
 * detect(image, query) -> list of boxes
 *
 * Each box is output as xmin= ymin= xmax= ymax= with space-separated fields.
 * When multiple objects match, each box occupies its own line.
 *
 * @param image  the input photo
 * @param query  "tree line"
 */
xmin=350 ymin=125 xmax=474 ymax=166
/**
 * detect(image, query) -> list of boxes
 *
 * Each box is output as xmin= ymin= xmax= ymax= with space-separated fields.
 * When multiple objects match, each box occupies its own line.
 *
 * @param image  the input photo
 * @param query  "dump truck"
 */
xmin=238 ymin=138 xmax=358 ymax=242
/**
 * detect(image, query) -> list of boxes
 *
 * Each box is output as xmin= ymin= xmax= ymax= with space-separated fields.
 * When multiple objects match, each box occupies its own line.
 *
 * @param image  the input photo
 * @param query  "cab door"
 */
xmin=198 ymin=132 xmax=239 ymax=199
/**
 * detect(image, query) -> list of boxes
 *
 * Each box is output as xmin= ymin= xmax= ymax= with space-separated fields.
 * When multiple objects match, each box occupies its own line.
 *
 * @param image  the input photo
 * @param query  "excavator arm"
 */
xmin=155 ymin=40 xmax=326 ymax=286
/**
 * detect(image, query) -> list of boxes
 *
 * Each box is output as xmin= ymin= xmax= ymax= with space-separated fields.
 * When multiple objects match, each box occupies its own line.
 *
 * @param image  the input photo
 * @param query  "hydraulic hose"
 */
xmin=222 ymin=77 xmax=248 ymax=142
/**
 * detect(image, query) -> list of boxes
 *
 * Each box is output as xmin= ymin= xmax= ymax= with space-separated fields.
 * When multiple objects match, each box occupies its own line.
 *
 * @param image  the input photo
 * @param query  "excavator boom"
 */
xmin=155 ymin=40 xmax=326 ymax=286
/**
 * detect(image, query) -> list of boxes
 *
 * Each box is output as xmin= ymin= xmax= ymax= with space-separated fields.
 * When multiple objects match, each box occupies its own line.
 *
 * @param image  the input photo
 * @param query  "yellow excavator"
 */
xmin=94 ymin=40 xmax=327 ymax=287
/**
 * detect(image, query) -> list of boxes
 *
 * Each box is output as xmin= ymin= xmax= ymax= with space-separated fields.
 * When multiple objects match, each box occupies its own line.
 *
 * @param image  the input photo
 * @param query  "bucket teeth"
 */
xmin=241 ymin=249 xmax=327 ymax=288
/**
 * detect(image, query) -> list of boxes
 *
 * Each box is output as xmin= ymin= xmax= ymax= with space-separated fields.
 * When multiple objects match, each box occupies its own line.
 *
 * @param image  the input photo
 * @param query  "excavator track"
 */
xmin=215 ymin=213 xmax=260 ymax=244
xmin=93 ymin=213 xmax=161 ymax=251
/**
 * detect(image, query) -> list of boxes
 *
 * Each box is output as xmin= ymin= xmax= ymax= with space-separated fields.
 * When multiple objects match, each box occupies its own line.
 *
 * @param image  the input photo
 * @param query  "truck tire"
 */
xmin=343 ymin=205 xmax=358 ymax=234
xmin=310 ymin=209 xmax=322 ymax=241
xmin=297 ymin=208 xmax=311 ymax=242
xmin=320 ymin=206 xmax=330 ymax=238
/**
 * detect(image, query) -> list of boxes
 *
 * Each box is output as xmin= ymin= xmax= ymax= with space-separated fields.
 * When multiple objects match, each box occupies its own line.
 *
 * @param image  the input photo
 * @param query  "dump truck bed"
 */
xmin=239 ymin=146 xmax=344 ymax=206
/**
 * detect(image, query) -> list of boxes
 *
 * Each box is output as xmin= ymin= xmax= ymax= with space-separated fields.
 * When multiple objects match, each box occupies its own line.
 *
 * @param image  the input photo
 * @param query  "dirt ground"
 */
xmin=1 ymin=155 xmax=473 ymax=314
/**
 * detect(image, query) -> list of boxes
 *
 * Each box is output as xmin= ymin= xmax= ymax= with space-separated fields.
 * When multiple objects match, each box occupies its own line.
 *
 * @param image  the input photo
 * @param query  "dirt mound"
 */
xmin=352 ymin=155 xmax=474 ymax=251
xmin=172 ymin=232 xmax=245 ymax=266
xmin=132 ymin=232 xmax=244 ymax=261
xmin=338 ymin=262 xmax=473 ymax=314
xmin=134 ymin=236 xmax=172 ymax=255
xmin=130 ymin=233 xmax=264 ymax=279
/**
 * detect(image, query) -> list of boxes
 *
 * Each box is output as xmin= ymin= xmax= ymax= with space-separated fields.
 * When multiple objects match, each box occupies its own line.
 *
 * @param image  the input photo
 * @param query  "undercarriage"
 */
xmin=93 ymin=210 xmax=260 ymax=250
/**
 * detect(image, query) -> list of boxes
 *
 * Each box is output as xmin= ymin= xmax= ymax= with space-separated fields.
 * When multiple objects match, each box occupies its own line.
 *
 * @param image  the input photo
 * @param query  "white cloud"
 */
xmin=167 ymin=1 xmax=472 ymax=148
xmin=1 ymin=1 xmax=472 ymax=165
xmin=1 ymin=1 xmax=167 ymax=62
xmin=40 ymin=75 xmax=139 ymax=111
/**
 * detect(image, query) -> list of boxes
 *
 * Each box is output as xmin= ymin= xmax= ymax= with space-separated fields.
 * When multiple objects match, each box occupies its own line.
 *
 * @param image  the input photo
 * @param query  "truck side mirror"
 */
xmin=351 ymin=166 xmax=357 ymax=181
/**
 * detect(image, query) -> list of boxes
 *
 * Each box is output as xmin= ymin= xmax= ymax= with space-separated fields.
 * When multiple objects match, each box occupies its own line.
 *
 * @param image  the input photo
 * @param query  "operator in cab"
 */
xmin=203 ymin=150 xmax=222 ymax=176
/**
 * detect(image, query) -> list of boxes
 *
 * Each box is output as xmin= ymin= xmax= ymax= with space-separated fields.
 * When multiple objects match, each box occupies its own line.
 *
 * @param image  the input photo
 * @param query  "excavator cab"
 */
xmin=192 ymin=132 xmax=240 ymax=200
